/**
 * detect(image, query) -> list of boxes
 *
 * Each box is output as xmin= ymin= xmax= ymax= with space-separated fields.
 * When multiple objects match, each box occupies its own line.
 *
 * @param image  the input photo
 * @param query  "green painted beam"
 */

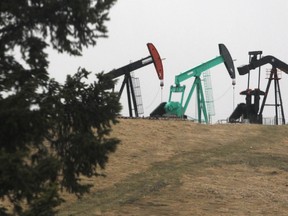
xmin=174 ymin=55 xmax=224 ymax=86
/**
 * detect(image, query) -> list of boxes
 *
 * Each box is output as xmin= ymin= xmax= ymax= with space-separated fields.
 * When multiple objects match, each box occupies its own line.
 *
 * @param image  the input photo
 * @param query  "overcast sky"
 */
xmin=48 ymin=0 xmax=288 ymax=123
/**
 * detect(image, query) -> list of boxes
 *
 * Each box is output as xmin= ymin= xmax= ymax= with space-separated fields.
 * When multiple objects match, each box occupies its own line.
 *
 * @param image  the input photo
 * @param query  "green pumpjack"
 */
xmin=150 ymin=44 xmax=236 ymax=123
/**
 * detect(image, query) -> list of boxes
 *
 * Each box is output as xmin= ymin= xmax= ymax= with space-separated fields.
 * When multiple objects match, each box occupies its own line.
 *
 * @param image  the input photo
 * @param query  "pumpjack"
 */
xmin=229 ymin=51 xmax=288 ymax=125
xmin=105 ymin=43 xmax=164 ymax=117
xmin=150 ymin=44 xmax=236 ymax=123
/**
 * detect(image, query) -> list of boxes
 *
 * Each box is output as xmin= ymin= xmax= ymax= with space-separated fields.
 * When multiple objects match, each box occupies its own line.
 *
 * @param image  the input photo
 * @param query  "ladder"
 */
xmin=203 ymin=70 xmax=215 ymax=123
xmin=131 ymin=72 xmax=144 ymax=116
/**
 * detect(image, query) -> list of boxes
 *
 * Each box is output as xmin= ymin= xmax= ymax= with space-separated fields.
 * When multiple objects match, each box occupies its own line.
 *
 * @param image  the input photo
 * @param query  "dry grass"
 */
xmin=58 ymin=119 xmax=288 ymax=216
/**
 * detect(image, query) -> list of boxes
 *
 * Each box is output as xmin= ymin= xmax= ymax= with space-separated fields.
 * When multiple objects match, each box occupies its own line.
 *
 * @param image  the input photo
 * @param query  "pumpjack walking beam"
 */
xmin=105 ymin=43 xmax=164 ymax=117
xmin=238 ymin=55 xmax=288 ymax=125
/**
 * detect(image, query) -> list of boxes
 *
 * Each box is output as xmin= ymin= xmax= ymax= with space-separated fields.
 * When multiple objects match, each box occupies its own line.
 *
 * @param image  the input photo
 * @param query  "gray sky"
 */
xmin=48 ymin=0 xmax=288 ymax=122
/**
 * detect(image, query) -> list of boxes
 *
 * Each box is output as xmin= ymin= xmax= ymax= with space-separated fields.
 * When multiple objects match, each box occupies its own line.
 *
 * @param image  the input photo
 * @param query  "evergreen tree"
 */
xmin=0 ymin=0 xmax=120 ymax=215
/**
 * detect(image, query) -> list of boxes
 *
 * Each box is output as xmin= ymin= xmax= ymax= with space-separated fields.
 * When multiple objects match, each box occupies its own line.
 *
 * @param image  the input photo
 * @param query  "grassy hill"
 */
xmin=58 ymin=119 xmax=288 ymax=216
